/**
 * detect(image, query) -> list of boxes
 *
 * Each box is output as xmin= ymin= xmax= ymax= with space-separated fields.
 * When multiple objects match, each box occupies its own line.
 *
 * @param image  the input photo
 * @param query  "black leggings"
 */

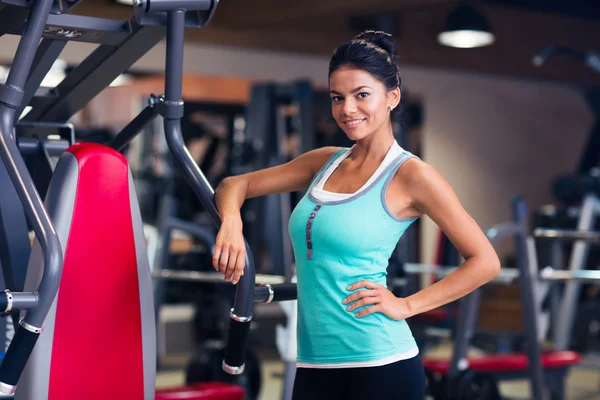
xmin=292 ymin=355 xmax=426 ymax=400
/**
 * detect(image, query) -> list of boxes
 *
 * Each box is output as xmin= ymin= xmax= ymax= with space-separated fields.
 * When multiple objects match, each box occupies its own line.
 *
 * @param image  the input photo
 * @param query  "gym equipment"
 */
xmin=424 ymin=199 xmax=579 ymax=399
xmin=421 ymin=197 xmax=600 ymax=400
xmin=155 ymin=383 xmax=245 ymax=400
xmin=535 ymin=191 xmax=600 ymax=352
xmin=0 ymin=122 xmax=73 ymax=346
xmin=0 ymin=0 xmax=258 ymax=399
xmin=534 ymin=228 xmax=600 ymax=244
xmin=570 ymin=300 xmax=600 ymax=354
xmin=0 ymin=0 xmax=71 ymax=393
xmin=534 ymin=46 xmax=600 ymax=371
xmin=446 ymin=370 xmax=502 ymax=400
xmin=185 ymin=344 xmax=262 ymax=400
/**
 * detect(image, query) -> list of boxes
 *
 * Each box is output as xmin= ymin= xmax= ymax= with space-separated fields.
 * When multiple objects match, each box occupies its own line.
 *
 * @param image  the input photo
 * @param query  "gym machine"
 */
xmin=535 ymin=192 xmax=600 ymax=353
xmin=0 ymin=0 xmax=298 ymax=398
xmin=0 ymin=122 xmax=73 ymax=351
xmin=422 ymin=197 xmax=600 ymax=400
xmin=533 ymin=45 xmax=600 ymax=357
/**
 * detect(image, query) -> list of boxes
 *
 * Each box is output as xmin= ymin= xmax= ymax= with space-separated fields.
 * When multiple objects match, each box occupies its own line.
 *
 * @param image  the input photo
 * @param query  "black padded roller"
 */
xmin=0 ymin=326 xmax=40 ymax=387
xmin=223 ymin=319 xmax=250 ymax=373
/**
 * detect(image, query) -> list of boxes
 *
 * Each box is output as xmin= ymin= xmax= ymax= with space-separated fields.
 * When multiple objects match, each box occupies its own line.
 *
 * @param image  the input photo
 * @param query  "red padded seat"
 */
xmin=155 ymin=383 xmax=245 ymax=400
xmin=423 ymin=351 xmax=581 ymax=375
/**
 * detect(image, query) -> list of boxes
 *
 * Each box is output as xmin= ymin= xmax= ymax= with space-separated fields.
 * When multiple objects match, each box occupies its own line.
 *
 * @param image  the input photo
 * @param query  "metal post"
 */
xmin=0 ymin=0 xmax=63 ymax=393
xmin=512 ymin=198 xmax=547 ymax=400
xmin=448 ymin=289 xmax=483 ymax=378
xmin=109 ymin=104 xmax=159 ymax=152
xmin=158 ymin=8 xmax=256 ymax=375
xmin=554 ymin=194 xmax=597 ymax=350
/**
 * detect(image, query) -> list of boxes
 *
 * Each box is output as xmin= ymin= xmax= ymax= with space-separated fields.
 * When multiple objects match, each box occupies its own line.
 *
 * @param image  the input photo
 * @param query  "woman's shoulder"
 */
xmin=393 ymin=153 xmax=438 ymax=187
xmin=298 ymin=146 xmax=347 ymax=174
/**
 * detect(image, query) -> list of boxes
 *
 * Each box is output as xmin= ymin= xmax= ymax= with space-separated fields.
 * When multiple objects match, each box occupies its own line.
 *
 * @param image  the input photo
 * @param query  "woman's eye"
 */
xmin=357 ymin=92 xmax=370 ymax=99
xmin=331 ymin=96 xmax=343 ymax=103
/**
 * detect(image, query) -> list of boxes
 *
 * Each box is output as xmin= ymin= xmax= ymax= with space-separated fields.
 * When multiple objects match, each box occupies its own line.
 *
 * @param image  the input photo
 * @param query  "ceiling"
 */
xmin=69 ymin=0 xmax=600 ymax=87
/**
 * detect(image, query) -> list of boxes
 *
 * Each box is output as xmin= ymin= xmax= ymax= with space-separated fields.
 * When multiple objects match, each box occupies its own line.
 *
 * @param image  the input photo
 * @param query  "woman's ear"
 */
xmin=388 ymin=88 xmax=401 ymax=110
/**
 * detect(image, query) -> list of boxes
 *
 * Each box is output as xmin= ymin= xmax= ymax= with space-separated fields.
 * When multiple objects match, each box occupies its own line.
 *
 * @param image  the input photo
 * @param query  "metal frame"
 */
xmin=0 ymin=0 xmax=237 ymax=393
xmin=445 ymin=198 xmax=547 ymax=399
xmin=440 ymin=196 xmax=600 ymax=400
xmin=534 ymin=194 xmax=600 ymax=351
xmin=23 ymin=23 xmax=166 ymax=123
xmin=0 ymin=0 xmax=63 ymax=392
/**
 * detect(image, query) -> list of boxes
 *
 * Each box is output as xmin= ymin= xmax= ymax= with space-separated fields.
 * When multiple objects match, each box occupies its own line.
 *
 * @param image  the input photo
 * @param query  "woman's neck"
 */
xmin=351 ymin=125 xmax=396 ymax=165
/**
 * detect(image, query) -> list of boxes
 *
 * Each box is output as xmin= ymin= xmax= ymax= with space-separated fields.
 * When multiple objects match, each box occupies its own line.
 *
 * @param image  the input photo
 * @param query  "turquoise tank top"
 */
xmin=289 ymin=148 xmax=420 ymax=367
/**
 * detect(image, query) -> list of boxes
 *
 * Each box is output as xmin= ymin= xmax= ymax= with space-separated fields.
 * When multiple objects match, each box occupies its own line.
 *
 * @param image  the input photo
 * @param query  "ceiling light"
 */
xmin=438 ymin=4 xmax=495 ymax=49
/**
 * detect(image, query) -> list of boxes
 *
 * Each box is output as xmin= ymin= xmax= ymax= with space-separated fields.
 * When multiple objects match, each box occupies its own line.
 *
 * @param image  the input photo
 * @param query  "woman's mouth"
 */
xmin=344 ymin=118 xmax=366 ymax=129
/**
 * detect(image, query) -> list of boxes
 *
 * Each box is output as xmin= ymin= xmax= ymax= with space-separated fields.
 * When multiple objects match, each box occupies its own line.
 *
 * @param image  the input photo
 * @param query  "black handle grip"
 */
xmin=0 ymin=324 xmax=40 ymax=392
xmin=271 ymin=284 xmax=297 ymax=302
xmin=223 ymin=319 xmax=251 ymax=375
xmin=254 ymin=283 xmax=298 ymax=303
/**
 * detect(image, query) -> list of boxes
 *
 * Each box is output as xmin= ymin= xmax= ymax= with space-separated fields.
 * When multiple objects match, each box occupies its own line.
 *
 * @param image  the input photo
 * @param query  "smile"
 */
xmin=344 ymin=119 xmax=365 ymax=128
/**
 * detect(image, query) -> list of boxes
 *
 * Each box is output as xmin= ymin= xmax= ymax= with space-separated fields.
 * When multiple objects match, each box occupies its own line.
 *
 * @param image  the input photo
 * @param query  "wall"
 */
xmin=400 ymin=69 xmax=593 ymax=261
xmin=0 ymin=35 xmax=594 ymax=262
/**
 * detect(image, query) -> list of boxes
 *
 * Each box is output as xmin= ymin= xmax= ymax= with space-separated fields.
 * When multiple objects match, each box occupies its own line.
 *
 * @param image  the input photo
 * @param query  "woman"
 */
xmin=212 ymin=30 xmax=501 ymax=399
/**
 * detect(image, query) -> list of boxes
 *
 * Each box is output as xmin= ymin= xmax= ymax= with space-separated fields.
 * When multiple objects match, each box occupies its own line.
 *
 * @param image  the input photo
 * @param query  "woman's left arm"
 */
xmin=401 ymin=160 xmax=501 ymax=317
xmin=344 ymin=160 xmax=501 ymax=320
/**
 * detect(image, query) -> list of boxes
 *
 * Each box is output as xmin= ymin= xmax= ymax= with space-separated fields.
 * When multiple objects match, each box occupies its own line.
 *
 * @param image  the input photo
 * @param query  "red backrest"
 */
xmin=16 ymin=143 xmax=155 ymax=400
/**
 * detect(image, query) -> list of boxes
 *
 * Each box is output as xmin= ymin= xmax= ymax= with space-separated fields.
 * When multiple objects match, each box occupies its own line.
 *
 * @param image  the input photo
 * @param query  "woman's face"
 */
xmin=329 ymin=66 xmax=398 ymax=141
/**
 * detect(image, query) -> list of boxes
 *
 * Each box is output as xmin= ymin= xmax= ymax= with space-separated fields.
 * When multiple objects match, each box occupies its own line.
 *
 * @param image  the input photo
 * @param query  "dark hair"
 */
xmin=329 ymin=30 xmax=402 ymax=95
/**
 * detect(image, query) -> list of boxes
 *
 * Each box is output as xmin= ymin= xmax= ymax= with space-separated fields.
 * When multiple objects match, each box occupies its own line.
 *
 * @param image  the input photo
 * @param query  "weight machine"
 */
xmin=0 ymin=0 xmax=296 ymax=398
xmin=422 ymin=198 xmax=600 ymax=400
xmin=533 ymin=45 xmax=600 ymax=357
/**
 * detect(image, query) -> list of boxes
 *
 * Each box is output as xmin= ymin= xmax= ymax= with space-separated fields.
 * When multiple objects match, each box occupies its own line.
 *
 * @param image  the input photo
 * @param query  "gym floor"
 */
xmin=156 ymin=340 xmax=600 ymax=400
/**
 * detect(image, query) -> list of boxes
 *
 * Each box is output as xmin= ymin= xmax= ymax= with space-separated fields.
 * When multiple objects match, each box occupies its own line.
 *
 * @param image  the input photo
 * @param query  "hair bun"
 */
xmin=355 ymin=30 xmax=397 ymax=58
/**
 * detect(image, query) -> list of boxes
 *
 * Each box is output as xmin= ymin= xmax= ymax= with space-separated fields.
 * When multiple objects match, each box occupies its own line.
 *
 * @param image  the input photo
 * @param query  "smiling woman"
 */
xmin=213 ymin=30 xmax=501 ymax=400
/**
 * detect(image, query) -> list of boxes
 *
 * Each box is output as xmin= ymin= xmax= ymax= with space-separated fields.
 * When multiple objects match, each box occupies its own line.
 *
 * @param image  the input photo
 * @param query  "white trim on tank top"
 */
xmin=311 ymin=141 xmax=404 ymax=202
xmin=296 ymin=346 xmax=419 ymax=369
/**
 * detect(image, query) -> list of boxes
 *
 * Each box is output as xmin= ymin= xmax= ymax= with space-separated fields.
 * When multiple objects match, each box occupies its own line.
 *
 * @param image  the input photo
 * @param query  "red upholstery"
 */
xmin=423 ymin=351 xmax=581 ymax=375
xmin=49 ymin=143 xmax=145 ymax=399
xmin=155 ymin=383 xmax=245 ymax=400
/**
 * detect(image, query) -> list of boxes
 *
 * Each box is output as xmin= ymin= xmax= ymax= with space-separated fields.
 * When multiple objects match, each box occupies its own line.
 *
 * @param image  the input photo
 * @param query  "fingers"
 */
xmin=224 ymin=245 xmax=244 ymax=282
xmin=230 ymin=252 xmax=246 ymax=285
xmin=343 ymin=287 xmax=379 ymax=305
xmin=214 ymin=244 xmax=246 ymax=284
xmin=345 ymin=295 xmax=380 ymax=312
xmin=356 ymin=304 xmax=380 ymax=318
xmin=212 ymin=244 xmax=222 ymax=271
xmin=348 ymin=280 xmax=381 ymax=291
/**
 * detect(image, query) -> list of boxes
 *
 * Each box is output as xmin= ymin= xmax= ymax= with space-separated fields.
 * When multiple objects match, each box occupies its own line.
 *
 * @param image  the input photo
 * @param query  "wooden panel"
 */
xmin=130 ymin=75 xmax=254 ymax=104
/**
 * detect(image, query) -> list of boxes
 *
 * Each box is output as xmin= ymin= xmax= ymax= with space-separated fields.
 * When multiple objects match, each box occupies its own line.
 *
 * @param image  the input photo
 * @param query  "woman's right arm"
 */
xmin=212 ymin=146 xmax=340 ymax=284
